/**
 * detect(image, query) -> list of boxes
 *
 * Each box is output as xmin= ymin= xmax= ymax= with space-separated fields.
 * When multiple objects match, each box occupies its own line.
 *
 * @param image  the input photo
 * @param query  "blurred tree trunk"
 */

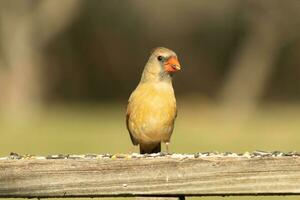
xmin=0 ymin=0 xmax=81 ymax=120
xmin=219 ymin=1 xmax=286 ymax=120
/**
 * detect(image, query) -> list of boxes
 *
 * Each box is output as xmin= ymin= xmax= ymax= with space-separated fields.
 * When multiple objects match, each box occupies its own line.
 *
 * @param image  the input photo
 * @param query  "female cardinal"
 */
xmin=126 ymin=47 xmax=181 ymax=154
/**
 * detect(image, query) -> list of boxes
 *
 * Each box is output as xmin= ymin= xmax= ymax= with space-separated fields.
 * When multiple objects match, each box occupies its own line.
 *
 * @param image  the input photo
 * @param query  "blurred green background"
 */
xmin=1 ymin=0 xmax=300 ymax=200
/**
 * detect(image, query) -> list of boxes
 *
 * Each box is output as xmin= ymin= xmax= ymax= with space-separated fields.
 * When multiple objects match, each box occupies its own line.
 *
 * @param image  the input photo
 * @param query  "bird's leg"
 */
xmin=165 ymin=142 xmax=170 ymax=154
xmin=129 ymin=145 xmax=138 ymax=154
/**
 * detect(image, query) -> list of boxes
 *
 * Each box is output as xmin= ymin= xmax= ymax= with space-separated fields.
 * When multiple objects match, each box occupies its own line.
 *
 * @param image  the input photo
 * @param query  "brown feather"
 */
xmin=126 ymin=112 xmax=138 ymax=145
xmin=140 ymin=143 xmax=161 ymax=154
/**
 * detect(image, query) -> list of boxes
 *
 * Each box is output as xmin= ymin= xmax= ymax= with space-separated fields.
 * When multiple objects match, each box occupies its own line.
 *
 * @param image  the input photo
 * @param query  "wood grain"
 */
xmin=1 ymin=156 xmax=300 ymax=197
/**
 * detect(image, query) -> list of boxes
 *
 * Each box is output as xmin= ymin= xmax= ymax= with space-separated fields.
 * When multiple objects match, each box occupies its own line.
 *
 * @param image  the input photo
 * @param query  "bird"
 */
xmin=126 ymin=47 xmax=181 ymax=154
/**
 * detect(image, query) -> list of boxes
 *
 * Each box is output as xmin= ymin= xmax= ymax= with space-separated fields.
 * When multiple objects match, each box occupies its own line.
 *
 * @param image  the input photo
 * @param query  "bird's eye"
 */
xmin=157 ymin=56 xmax=163 ymax=61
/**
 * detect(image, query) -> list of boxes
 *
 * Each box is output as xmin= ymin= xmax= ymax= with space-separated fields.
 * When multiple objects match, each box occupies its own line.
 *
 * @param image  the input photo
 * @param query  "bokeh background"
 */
xmin=1 ymin=1 xmax=300 ymax=200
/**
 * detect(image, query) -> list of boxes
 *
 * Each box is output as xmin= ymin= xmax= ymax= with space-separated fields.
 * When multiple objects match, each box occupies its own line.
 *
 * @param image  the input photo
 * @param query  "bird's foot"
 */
xmin=165 ymin=142 xmax=171 ymax=155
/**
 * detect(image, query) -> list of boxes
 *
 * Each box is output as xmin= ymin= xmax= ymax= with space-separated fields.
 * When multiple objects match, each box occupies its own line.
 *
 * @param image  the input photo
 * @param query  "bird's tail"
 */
xmin=140 ymin=143 xmax=161 ymax=154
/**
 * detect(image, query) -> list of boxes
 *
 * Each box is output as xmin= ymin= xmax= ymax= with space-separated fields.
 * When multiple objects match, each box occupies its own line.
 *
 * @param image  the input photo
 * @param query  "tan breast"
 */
xmin=127 ymin=82 xmax=177 ymax=144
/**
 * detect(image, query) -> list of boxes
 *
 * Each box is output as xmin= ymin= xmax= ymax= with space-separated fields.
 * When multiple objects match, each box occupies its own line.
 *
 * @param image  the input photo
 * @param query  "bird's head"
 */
xmin=142 ymin=47 xmax=181 ymax=82
xmin=151 ymin=47 xmax=181 ymax=73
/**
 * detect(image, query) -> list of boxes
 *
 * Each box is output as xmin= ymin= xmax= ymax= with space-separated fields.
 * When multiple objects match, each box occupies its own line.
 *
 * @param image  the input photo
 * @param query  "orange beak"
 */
xmin=164 ymin=56 xmax=181 ymax=73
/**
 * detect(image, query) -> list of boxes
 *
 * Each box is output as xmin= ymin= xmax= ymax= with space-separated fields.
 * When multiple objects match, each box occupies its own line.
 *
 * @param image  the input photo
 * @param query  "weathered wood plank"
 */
xmin=137 ymin=197 xmax=184 ymax=200
xmin=1 ymin=154 xmax=300 ymax=198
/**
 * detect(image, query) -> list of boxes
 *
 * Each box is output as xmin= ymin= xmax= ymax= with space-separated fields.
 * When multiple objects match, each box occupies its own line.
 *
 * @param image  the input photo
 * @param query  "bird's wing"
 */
xmin=126 ymin=95 xmax=138 ymax=145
